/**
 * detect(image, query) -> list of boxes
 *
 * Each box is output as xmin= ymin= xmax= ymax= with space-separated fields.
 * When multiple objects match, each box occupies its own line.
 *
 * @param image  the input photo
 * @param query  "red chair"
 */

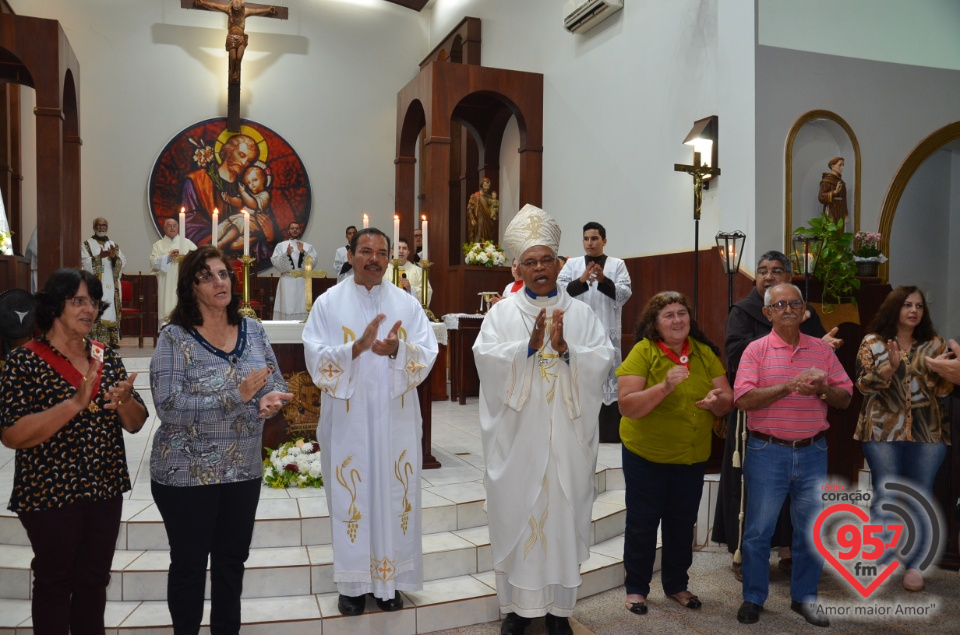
xmin=119 ymin=278 xmax=145 ymax=348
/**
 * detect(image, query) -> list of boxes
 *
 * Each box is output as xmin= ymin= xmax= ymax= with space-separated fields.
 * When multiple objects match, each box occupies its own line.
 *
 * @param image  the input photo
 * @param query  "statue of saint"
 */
xmin=818 ymin=156 xmax=848 ymax=224
xmin=195 ymin=0 xmax=278 ymax=84
xmin=466 ymin=177 xmax=500 ymax=243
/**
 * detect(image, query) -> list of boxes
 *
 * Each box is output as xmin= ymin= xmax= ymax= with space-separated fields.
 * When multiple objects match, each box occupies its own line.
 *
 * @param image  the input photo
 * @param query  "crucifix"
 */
xmin=183 ymin=0 xmax=288 ymax=132
xmin=674 ymin=151 xmax=720 ymax=320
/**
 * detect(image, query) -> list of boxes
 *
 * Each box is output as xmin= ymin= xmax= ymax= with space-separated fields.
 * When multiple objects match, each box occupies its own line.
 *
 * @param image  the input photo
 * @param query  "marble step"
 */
xmin=0 ymin=490 xmax=625 ymax=603
xmin=0 ymin=536 xmax=627 ymax=635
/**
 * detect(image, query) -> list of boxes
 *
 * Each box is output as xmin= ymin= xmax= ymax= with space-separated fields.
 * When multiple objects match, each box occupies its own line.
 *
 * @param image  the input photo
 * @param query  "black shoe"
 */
xmin=337 ymin=593 xmax=366 ymax=616
xmin=737 ymin=601 xmax=762 ymax=624
xmin=375 ymin=591 xmax=403 ymax=611
xmin=791 ymin=601 xmax=829 ymax=627
xmin=545 ymin=613 xmax=573 ymax=635
xmin=500 ymin=612 xmax=531 ymax=635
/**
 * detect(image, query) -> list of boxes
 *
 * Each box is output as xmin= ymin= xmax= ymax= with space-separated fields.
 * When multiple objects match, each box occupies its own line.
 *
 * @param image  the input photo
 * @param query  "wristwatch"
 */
xmin=819 ymin=389 xmax=828 ymax=401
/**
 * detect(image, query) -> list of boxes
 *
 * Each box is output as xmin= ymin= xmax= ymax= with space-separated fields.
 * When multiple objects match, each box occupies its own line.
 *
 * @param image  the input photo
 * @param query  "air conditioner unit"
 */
xmin=563 ymin=0 xmax=623 ymax=34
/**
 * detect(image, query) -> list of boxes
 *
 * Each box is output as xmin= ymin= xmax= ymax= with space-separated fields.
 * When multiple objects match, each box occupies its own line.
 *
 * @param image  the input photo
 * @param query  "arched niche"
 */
xmin=784 ymin=110 xmax=861 ymax=249
xmin=879 ymin=121 xmax=960 ymax=335
xmin=395 ymin=57 xmax=543 ymax=318
xmin=0 ymin=13 xmax=82 ymax=286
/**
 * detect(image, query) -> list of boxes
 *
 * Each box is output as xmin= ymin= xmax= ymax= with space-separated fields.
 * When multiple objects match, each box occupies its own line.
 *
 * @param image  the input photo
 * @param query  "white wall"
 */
xmin=11 ymin=0 xmax=429 ymax=276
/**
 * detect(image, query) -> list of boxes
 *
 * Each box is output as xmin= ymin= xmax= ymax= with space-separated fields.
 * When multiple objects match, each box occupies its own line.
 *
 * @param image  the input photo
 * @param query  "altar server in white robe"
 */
xmin=303 ymin=227 xmax=438 ymax=616
xmin=80 ymin=217 xmax=126 ymax=346
xmin=334 ymin=225 xmax=357 ymax=283
xmin=473 ymin=205 xmax=615 ymax=635
xmin=270 ymin=221 xmax=319 ymax=320
xmin=383 ymin=237 xmax=432 ymax=306
xmin=150 ymin=218 xmax=197 ymax=322
xmin=557 ymin=222 xmax=632 ymax=442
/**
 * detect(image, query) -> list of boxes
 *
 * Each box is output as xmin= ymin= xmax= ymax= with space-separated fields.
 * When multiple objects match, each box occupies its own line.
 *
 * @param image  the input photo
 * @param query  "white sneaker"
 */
xmin=903 ymin=568 xmax=924 ymax=591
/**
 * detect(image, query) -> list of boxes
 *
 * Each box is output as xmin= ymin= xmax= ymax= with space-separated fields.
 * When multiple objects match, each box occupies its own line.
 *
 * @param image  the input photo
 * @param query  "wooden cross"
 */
xmin=290 ymin=255 xmax=327 ymax=318
xmin=182 ymin=0 xmax=288 ymax=132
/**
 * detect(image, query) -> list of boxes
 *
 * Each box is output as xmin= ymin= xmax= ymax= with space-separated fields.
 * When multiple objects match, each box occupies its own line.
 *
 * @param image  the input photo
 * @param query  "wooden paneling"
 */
xmin=0 ymin=255 xmax=30 ymax=293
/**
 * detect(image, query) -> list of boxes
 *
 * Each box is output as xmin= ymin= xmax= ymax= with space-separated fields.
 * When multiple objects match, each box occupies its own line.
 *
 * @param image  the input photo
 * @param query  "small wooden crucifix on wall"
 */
xmin=182 ymin=0 xmax=288 ymax=132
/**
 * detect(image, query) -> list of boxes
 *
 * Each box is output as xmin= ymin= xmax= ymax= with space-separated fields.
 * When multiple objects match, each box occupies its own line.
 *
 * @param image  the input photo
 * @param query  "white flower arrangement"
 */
xmin=263 ymin=438 xmax=323 ymax=489
xmin=463 ymin=240 xmax=507 ymax=268
xmin=0 ymin=230 xmax=11 ymax=256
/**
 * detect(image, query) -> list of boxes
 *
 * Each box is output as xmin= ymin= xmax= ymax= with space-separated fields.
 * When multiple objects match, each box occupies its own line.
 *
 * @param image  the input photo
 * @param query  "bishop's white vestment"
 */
xmin=150 ymin=235 xmax=197 ymax=321
xmin=473 ymin=288 xmax=614 ymax=618
xmin=303 ymin=280 xmax=438 ymax=600
xmin=271 ymin=240 xmax=319 ymax=320
xmin=80 ymin=237 xmax=127 ymax=345
xmin=557 ymin=256 xmax=631 ymax=406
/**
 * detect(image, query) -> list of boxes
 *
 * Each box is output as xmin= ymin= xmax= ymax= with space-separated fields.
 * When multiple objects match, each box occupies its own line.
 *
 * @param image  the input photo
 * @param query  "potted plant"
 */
xmin=792 ymin=215 xmax=861 ymax=312
xmin=852 ymin=231 xmax=887 ymax=277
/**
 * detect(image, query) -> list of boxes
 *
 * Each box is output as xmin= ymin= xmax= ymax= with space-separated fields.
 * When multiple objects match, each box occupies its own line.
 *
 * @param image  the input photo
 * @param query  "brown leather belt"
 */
xmin=750 ymin=430 xmax=826 ymax=448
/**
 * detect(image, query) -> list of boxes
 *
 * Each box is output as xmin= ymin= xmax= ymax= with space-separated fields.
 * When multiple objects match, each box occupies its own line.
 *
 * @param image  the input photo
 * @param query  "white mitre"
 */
xmin=502 ymin=204 xmax=561 ymax=259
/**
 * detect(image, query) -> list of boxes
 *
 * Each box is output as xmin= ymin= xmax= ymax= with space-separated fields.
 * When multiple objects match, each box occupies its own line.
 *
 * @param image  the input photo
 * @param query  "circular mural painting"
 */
xmin=149 ymin=118 xmax=311 ymax=272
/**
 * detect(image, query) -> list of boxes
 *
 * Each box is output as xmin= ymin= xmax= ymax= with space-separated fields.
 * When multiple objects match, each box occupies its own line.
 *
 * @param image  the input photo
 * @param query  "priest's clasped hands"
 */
xmin=528 ymin=307 xmax=568 ymax=356
xmin=352 ymin=313 xmax=403 ymax=359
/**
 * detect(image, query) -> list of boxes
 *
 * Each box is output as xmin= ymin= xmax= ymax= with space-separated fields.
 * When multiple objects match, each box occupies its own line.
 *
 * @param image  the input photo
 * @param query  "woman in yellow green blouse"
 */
xmin=855 ymin=285 xmax=953 ymax=592
xmin=616 ymin=291 xmax=733 ymax=615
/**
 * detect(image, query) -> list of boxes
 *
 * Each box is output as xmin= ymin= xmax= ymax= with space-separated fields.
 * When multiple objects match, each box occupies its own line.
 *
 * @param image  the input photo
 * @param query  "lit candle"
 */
xmin=243 ymin=210 xmax=250 ymax=257
xmin=362 ymin=212 xmax=369 ymax=229
xmin=212 ymin=207 xmax=219 ymax=246
xmin=421 ymin=214 xmax=429 ymax=261
xmin=393 ymin=214 xmax=400 ymax=258
xmin=728 ymin=243 xmax=735 ymax=272
xmin=179 ymin=207 xmax=186 ymax=252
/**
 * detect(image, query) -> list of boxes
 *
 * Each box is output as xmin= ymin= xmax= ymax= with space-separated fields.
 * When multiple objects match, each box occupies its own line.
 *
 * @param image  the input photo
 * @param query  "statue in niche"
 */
xmin=194 ymin=0 xmax=278 ymax=84
xmin=818 ymin=156 xmax=848 ymax=224
xmin=467 ymin=177 xmax=500 ymax=243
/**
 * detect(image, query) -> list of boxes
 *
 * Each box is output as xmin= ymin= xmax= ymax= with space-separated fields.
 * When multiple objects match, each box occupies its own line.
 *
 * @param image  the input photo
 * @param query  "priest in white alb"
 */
xmin=383 ymin=236 xmax=432 ymax=306
xmin=270 ymin=221 xmax=319 ymax=320
xmin=303 ymin=227 xmax=437 ymax=617
xmin=473 ymin=205 xmax=615 ymax=635
xmin=80 ymin=217 xmax=126 ymax=346
xmin=150 ymin=217 xmax=197 ymax=323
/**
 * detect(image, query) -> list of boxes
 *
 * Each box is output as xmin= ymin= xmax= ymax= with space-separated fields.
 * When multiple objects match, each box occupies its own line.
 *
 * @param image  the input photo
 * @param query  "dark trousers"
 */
xmin=598 ymin=402 xmax=622 ymax=443
xmin=151 ymin=479 xmax=261 ymax=635
xmin=18 ymin=496 xmax=123 ymax=635
xmin=622 ymin=446 xmax=705 ymax=597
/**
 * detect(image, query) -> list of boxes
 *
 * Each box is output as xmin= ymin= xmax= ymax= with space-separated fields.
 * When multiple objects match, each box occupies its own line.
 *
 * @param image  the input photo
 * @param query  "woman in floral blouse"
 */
xmin=150 ymin=246 xmax=291 ymax=634
xmin=855 ymin=285 xmax=953 ymax=593
xmin=0 ymin=268 xmax=148 ymax=634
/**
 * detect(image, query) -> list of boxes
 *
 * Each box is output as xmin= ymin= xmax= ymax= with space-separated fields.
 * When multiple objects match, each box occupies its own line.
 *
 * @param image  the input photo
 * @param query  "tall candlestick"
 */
xmin=362 ymin=212 xmax=369 ymax=229
xmin=212 ymin=207 xmax=219 ymax=246
xmin=421 ymin=214 xmax=429 ymax=261
xmin=243 ymin=210 xmax=250 ymax=257
xmin=393 ymin=214 xmax=400 ymax=257
xmin=179 ymin=208 xmax=186 ymax=253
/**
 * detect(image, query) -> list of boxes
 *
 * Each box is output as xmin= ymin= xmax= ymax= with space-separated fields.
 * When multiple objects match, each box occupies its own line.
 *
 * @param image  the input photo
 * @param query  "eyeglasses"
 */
xmin=756 ymin=267 xmax=787 ymax=277
xmin=66 ymin=296 xmax=108 ymax=311
xmin=520 ymin=256 xmax=556 ymax=268
xmin=767 ymin=299 xmax=804 ymax=312
xmin=195 ymin=270 xmax=232 ymax=284
xmin=94 ymin=223 xmax=109 ymax=229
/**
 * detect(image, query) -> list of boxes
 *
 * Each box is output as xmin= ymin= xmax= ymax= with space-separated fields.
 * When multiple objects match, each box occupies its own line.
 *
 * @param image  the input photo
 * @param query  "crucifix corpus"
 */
xmin=184 ymin=0 xmax=288 ymax=132
xmin=674 ymin=151 xmax=720 ymax=321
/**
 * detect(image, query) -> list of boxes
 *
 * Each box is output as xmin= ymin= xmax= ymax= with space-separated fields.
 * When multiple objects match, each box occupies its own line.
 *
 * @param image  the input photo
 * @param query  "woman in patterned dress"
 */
xmin=0 ymin=268 xmax=148 ymax=635
xmin=149 ymin=246 xmax=291 ymax=634
xmin=855 ymin=285 xmax=953 ymax=592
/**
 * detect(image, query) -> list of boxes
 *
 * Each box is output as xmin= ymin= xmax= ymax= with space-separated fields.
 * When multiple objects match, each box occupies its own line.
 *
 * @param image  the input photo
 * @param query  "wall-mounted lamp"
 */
xmin=716 ymin=230 xmax=746 ymax=311
xmin=683 ymin=115 xmax=719 ymax=188
xmin=791 ymin=233 xmax=824 ymax=303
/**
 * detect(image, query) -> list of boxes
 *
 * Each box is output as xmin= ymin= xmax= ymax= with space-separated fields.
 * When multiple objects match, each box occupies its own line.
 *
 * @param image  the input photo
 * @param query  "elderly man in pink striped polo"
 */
xmin=733 ymin=283 xmax=852 ymax=628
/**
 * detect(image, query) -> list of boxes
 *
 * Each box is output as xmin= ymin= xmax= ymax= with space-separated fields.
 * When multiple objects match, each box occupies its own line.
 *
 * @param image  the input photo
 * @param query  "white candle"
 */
xmin=212 ymin=207 xmax=219 ymax=246
xmin=243 ymin=210 xmax=250 ymax=256
xmin=362 ymin=212 xmax=369 ymax=229
xmin=393 ymin=214 xmax=400 ymax=258
xmin=179 ymin=208 xmax=186 ymax=252
xmin=421 ymin=214 xmax=429 ymax=261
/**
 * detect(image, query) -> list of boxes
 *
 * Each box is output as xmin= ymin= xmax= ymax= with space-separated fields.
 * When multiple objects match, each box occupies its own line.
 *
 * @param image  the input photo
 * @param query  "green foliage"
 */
xmin=793 ymin=215 xmax=861 ymax=310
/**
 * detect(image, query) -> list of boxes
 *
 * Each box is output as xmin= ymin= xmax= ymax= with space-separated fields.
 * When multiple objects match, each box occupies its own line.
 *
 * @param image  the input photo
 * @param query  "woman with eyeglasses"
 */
xmin=0 ymin=268 xmax=148 ymax=634
xmin=149 ymin=246 xmax=291 ymax=634
xmin=854 ymin=285 xmax=953 ymax=592
xmin=616 ymin=291 xmax=733 ymax=615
